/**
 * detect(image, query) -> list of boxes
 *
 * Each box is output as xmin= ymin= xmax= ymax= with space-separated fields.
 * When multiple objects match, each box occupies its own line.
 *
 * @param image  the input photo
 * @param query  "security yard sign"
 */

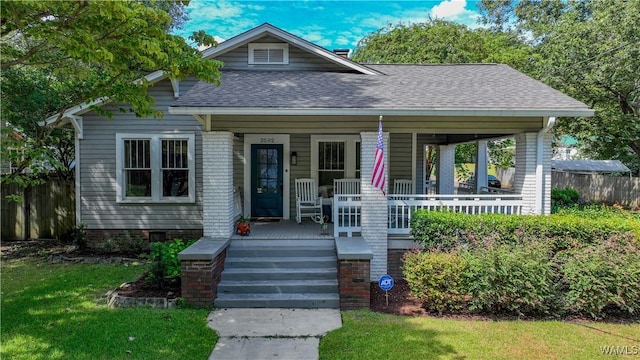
xmin=378 ymin=275 xmax=394 ymax=305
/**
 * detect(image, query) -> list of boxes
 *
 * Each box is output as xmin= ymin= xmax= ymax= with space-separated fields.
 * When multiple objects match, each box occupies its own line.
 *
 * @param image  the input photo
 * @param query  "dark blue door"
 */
xmin=251 ymin=144 xmax=283 ymax=218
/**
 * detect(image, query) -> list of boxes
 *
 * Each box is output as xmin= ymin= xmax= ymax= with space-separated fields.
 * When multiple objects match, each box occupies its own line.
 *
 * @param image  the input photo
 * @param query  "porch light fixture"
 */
xmin=291 ymin=151 xmax=298 ymax=165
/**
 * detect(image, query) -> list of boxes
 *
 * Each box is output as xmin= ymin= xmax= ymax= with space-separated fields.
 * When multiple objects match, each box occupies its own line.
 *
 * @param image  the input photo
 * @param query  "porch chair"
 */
xmin=390 ymin=179 xmax=414 ymax=229
xmin=333 ymin=178 xmax=360 ymax=195
xmin=393 ymin=179 xmax=414 ymax=197
xmin=295 ymin=178 xmax=323 ymax=224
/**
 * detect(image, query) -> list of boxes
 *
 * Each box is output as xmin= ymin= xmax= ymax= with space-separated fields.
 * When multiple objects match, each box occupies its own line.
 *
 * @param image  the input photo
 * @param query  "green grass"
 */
xmin=1 ymin=259 xmax=217 ymax=360
xmin=320 ymin=310 xmax=640 ymax=360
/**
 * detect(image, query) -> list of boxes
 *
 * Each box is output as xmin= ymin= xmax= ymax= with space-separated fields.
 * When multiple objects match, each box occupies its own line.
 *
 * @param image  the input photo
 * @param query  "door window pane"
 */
xmin=257 ymin=148 xmax=279 ymax=194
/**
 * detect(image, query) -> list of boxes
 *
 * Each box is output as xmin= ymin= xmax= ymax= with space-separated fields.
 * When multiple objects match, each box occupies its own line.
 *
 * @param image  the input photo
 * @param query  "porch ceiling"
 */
xmin=197 ymin=114 xmax=545 ymax=135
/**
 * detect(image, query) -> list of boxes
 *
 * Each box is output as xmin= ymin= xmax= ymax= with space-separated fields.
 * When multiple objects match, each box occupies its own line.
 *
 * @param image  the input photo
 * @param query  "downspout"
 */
xmin=74 ymin=130 xmax=81 ymax=226
xmin=68 ymin=115 xmax=83 ymax=226
xmin=536 ymin=117 xmax=556 ymax=214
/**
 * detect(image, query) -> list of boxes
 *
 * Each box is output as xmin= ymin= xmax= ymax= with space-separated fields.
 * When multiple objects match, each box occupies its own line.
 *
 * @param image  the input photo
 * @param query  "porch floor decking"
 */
xmin=232 ymin=220 xmax=334 ymax=240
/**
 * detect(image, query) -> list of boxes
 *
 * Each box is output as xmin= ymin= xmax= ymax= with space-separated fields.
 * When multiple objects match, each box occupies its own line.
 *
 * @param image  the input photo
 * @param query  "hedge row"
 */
xmin=404 ymin=208 xmax=640 ymax=319
xmin=403 ymin=235 xmax=640 ymax=319
xmin=410 ymin=207 xmax=640 ymax=252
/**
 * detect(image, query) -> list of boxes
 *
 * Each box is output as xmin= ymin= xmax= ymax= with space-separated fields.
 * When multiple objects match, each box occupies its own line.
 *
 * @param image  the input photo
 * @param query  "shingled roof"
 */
xmin=171 ymin=64 xmax=593 ymax=117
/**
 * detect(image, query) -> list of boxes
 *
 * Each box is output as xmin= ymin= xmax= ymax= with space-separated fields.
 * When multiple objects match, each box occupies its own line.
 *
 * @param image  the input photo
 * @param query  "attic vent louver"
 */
xmin=248 ymin=43 xmax=289 ymax=65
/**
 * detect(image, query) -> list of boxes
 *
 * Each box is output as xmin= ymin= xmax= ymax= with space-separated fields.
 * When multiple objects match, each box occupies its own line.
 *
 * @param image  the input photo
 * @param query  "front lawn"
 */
xmin=1 ymin=259 xmax=216 ymax=360
xmin=320 ymin=311 xmax=640 ymax=360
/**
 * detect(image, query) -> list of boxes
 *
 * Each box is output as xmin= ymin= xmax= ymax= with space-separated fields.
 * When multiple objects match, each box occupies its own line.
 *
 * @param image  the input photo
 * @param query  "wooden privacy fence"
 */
xmin=1 ymin=180 xmax=75 ymax=240
xmin=552 ymin=171 xmax=640 ymax=209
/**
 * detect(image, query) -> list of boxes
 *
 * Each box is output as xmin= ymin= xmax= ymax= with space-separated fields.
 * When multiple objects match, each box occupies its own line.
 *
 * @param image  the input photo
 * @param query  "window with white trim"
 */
xmin=248 ymin=43 xmax=289 ymax=64
xmin=318 ymin=141 xmax=344 ymax=187
xmin=311 ymin=135 xmax=360 ymax=188
xmin=116 ymin=133 xmax=195 ymax=203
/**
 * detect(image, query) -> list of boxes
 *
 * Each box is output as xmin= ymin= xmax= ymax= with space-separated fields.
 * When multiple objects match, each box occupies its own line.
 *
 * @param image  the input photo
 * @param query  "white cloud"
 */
xmin=430 ymin=0 xmax=481 ymax=27
xmin=431 ymin=0 xmax=466 ymax=18
xmin=191 ymin=1 xmax=244 ymax=19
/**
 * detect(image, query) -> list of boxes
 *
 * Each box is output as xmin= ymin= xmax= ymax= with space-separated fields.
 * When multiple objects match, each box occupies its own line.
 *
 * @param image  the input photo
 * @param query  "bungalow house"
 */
xmin=47 ymin=23 xmax=593 ymax=308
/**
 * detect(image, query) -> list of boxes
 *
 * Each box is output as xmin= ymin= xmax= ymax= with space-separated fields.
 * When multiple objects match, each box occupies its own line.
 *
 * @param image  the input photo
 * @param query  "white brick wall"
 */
xmin=202 ymin=131 xmax=235 ymax=238
xmin=438 ymin=144 xmax=455 ymax=194
xmin=360 ymin=131 xmax=389 ymax=280
xmin=514 ymin=132 xmax=552 ymax=214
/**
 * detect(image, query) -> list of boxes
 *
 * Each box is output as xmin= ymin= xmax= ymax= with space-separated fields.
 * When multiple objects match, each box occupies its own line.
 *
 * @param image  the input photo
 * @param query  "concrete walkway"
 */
xmin=207 ymin=308 xmax=342 ymax=360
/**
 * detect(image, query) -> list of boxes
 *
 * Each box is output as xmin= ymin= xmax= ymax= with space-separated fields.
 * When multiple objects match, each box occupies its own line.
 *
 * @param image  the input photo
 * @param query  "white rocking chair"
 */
xmin=393 ymin=179 xmax=414 ymax=198
xmin=390 ymin=179 xmax=414 ymax=229
xmin=295 ymin=178 xmax=323 ymax=223
xmin=333 ymin=178 xmax=360 ymax=195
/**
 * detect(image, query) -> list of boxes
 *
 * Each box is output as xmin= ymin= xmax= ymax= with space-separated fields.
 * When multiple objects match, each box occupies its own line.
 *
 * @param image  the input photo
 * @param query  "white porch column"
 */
xmin=475 ymin=140 xmax=488 ymax=193
xmin=437 ymin=144 xmax=456 ymax=194
xmin=538 ymin=132 xmax=553 ymax=214
xmin=202 ymin=131 xmax=235 ymax=238
xmin=360 ymin=130 xmax=389 ymax=280
xmin=514 ymin=133 xmax=536 ymax=213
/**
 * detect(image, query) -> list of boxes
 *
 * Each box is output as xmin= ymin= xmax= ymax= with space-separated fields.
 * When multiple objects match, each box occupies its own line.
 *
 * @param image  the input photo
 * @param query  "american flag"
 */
xmin=371 ymin=116 xmax=385 ymax=195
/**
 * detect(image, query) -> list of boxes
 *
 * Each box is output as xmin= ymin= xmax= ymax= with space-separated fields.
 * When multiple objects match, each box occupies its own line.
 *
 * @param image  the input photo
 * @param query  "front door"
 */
xmin=251 ymin=144 xmax=283 ymax=218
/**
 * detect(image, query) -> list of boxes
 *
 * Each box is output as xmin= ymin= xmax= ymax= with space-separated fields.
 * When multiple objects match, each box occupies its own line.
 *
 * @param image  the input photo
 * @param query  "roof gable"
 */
xmin=201 ymin=23 xmax=380 ymax=75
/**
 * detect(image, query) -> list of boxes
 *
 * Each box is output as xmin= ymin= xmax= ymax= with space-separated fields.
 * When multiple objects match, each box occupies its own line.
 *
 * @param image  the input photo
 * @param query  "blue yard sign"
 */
xmin=378 ymin=274 xmax=394 ymax=291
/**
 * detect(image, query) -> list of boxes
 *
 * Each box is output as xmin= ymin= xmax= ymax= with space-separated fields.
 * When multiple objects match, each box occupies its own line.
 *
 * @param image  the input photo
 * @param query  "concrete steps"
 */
xmin=214 ymin=239 xmax=339 ymax=309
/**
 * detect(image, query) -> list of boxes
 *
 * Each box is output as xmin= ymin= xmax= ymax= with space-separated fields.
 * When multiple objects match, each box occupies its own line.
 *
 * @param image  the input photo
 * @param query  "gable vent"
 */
xmin=248 ymin=43 xmax=289 ymax=65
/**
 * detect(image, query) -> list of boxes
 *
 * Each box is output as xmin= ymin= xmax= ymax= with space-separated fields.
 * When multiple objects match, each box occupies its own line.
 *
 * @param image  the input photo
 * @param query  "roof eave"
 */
xmin=42 ymin=71 xmax=168 ymax=127
xmin=168 ymin=106 xmax=595 ymax=118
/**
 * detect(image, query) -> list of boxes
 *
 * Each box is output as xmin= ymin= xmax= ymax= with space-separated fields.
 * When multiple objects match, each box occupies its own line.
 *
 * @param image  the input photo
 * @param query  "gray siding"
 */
xmin=216 ymin=35 xmax=348 ymax=71
xmin=289 ymin=134 xmax=312 ymax=215
xmin=389 ymin=133 xmax=413 ymax=192
xmin=80 ymin=78 xmax=204 ymax=230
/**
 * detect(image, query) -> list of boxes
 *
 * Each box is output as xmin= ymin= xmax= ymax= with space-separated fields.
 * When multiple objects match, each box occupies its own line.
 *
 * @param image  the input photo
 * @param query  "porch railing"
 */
xmin=333 ymin=193 xmax=523 ymax=237
xmin=333 ymin=194 xmax=361 ymax=237
xmin=388 ymin=194 xmax=523 ymax=235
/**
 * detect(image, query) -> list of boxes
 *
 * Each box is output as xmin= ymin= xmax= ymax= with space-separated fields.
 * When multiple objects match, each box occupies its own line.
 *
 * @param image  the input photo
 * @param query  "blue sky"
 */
xmin=175 ymin=0 xmax=482 ymax=51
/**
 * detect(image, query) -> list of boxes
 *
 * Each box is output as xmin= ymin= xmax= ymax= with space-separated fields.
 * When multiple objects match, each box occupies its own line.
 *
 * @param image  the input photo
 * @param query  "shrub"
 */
xmin=69 ymin=223 xmax=89 ymax=250
xmin=403 ymin=250 xmax=468 ymax=314
xmin=551 ymin=187 xmax=580 ymax=211
xmin=146 ymin=238 xmax=196 ymax=289
xmin=410 ymin=209 xmax=639 ymax=253
xmin=464 ymin=242 xmax=559 ymax=317
xmin=560 ymin=234 xmax=640 ymax=319
xmin=99 ymin=231 xmax=145 ymax=254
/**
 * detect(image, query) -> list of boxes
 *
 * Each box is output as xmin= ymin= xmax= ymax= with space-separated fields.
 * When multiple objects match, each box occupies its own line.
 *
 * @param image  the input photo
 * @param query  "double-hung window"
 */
xmin=116 ymin=133 xmax=195 ymax=203
xmin=311 ymin=135 xmax=360 ymax=188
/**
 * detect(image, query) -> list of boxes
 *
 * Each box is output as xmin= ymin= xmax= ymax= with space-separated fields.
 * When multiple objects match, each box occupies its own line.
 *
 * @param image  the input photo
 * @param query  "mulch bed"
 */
xmin=116 ymin=275 xmax=180 ymax=299
xmin=370 ymin=279 xmax=427 ymax=316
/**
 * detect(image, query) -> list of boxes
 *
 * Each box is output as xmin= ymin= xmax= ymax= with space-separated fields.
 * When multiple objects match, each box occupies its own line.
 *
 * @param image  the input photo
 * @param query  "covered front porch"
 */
xmin=198 ymin=124 xmax=558 ymax=283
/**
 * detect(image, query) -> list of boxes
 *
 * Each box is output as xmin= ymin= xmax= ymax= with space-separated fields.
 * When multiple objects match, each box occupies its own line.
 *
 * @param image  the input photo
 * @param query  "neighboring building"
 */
xmin=553 ymin=134 xmax=579 ymax=160
xmin=47 ymin=23 xmax=593 ymax=290
xmin=551 ymin=159 xmax=632 ymax=175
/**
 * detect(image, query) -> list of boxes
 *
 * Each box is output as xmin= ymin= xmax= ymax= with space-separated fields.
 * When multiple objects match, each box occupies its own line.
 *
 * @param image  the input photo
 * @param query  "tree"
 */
xmin=352 ymin=19 xmax=537 ymax=74
xmin=1 ymin=1 xmax=222 ymax=197
xmin=353 ymin=20 xmax=522 ymax=181
xmin=1 ymin=1 xmax=221 ymax=119
xmin=479 ymin=0 xmax=640 ymax=175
